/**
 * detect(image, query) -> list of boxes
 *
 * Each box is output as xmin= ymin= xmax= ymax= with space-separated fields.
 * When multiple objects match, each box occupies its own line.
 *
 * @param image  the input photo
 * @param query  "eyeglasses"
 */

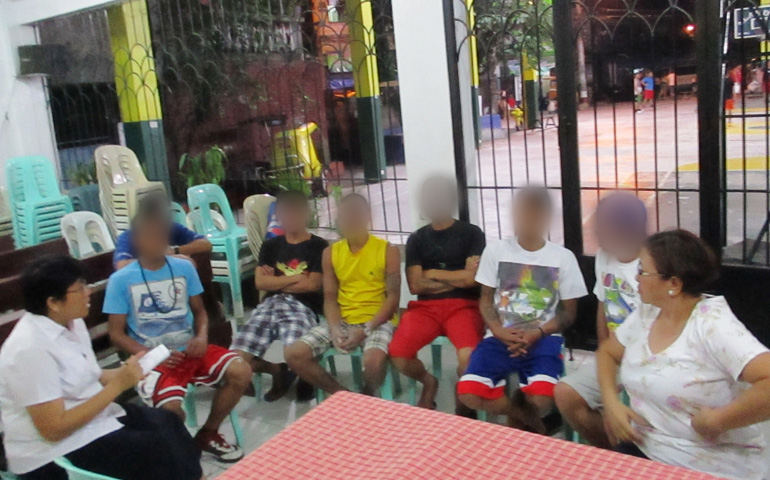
xmin=637 ymin=264 xmax=668 ymax=278
xmin=66 ymin=281 xmax=89 ymax=295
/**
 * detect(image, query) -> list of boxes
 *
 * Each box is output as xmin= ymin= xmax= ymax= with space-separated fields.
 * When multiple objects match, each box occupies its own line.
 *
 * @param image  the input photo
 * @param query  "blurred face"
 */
xmin=421 ymin=179 xmax=456 ymax=223
xmin=635 ymin=248 xmax=672 ymax=307
xmin=596 ymin=220 xmax=642 ymax=259
xmin=133 ymin=219 xmax=171 ymax=259
xmin=48 ymin=279 xmax=91 ymax=321
xmin=276 ymin=202 xmax=310 ymax=234
xmin=513 ymin=197 xmax=550 ymax=240
xmin=337 ymin=199 xmax=371 ymax=240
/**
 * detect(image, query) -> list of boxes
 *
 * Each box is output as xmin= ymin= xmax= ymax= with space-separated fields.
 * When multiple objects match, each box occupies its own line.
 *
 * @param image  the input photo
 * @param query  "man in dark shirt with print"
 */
xmin=230 ymin=191 xmax=328 ymax=401
xmin=390 ymin=176 xmax=486 ymax=412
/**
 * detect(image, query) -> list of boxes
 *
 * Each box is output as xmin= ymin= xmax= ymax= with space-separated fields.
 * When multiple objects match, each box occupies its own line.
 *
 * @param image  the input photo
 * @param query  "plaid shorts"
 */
xmin=231 ymin=294 xmax=317 ymax=357
xmin=298 ymin=321 xmax=395 ymax=358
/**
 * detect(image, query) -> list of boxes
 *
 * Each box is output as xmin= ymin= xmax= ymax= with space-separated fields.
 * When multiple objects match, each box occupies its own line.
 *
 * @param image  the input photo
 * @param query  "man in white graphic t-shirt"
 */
xmin=457 ymin=187 xmax=588 ymax=433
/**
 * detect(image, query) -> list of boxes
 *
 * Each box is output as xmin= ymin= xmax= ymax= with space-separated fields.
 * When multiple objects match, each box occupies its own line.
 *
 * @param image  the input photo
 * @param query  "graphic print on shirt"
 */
xmin=601 ymin=273 xmax=637 ymax=330
xmin=129 ymin=277 xmax=192 ymax=348
xmin=276 ymin=259 xmax=308 ymax=276
xmin=496 ymin=262 xmax=559 ymax=329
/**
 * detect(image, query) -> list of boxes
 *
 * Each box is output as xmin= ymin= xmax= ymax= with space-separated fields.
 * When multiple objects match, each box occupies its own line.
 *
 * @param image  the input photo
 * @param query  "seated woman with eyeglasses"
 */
xmin=597 ymin=230 xmax=770 ymax=480
xmin=0 ymin=256 xmax=202 ymax=480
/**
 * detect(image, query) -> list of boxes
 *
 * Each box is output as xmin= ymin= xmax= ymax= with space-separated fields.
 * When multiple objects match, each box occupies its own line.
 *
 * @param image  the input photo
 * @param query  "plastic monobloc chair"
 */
xmin=243 ymin=194 xmax=275 ymax=261
xmin=315 ymin=347 xmax=402 ymax=404
xmin=183 ymin=383 xmax=244 ymax=448
xmin=187 ymin=184 xmax=255 ymax=321
xmin=60 ymin=211 xmax=115 ymax=259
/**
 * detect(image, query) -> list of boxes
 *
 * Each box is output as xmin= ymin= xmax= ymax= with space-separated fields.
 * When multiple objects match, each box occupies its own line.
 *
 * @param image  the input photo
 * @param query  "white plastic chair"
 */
xmin=94 ymin=145 xmax=165 ymax=237
xmin=60 ymin=212 xmax=116 ymax=259
xmin=0 ymin=187 xmax=11 ymax=237
xmin=243 ymin=194 xmax=275 ymax=260
xmin=187 ymin=209 xmax=228 ymax=232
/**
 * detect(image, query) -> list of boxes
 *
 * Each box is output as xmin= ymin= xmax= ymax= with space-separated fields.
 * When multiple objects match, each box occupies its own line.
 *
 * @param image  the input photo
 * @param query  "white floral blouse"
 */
xmin=616 ymin=296 xmax=769 ymax=480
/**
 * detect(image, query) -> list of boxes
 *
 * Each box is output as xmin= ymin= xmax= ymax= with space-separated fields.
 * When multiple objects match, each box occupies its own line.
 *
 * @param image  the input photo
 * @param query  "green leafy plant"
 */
xmin=262 ymin=168 xmax=310 ymax=197
xmin=178 ymin=145 xmax=228 ymax=188
xmin=66 ymin=163 xmax=97 ymax=186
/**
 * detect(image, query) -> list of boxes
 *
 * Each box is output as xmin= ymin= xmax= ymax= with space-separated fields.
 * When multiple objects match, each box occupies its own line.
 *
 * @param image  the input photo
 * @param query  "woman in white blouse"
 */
xmin=597 ymin=229 xmax=770 ymax=480
xmin=0 ymin=256 xmax=202 ymax=480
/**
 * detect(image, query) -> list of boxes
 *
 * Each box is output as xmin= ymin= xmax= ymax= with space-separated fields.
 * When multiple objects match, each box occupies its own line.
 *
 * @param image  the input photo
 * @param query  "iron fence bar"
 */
xmin=553 ymin=0 xmax=582 ymax=255
xmin=443 ymin=0 xmax=470 ymax=222
xmin=697 ymin=0 xmax=724 ymax=257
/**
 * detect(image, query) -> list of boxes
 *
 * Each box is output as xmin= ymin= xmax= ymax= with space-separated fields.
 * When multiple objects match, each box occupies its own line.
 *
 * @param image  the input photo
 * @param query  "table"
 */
xmin=217 ymin=392 xmax=721 ymax=480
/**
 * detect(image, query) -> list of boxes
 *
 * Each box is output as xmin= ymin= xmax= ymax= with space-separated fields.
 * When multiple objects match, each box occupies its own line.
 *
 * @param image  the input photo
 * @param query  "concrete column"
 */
xmin=107 ymin=0 xmax=169 ymax=189
xmin=346 ymin=0 xmax=386 ymax=183
xmin=392 ymin=0 xmax=458 ymax=229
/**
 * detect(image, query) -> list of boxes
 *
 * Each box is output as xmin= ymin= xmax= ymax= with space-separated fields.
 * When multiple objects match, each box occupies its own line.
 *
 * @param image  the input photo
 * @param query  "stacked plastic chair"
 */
xmin=5 ymin=157 xmax=73 ymax=248
xmin=187 ymin=184 xmax=256 ymax=320
xmin=94 ymin=145 xmax=165 ymax=238
xmin=243 ymin=194 xmax=275 ymax=261
xmin=0 ymin=187 xmax=12 ymax=237
xmin=60 ymin=212 xmax=116 ymax=259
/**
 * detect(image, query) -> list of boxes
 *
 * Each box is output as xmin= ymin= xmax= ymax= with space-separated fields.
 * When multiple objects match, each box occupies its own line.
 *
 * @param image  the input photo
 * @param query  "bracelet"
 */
xmin=538 ymin=326 xmax=546 ymax=339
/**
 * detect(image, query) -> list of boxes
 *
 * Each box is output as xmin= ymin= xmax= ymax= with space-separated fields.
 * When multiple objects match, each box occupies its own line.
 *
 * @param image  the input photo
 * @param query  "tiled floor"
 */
xmin=197 ymin=344 xmax=770 ymax=478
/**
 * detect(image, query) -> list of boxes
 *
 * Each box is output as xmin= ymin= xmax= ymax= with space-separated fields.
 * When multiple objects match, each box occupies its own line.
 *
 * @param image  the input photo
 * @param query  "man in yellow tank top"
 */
xmin=286 ymin=194 xmax=401 ymax=396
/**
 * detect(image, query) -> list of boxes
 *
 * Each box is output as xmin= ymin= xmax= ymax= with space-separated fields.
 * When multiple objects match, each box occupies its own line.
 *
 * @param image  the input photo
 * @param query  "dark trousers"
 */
xmin=19 ymin=404 xmax=202 ymax=480
xmin=616 ymin=442 xmax=649 ymax=460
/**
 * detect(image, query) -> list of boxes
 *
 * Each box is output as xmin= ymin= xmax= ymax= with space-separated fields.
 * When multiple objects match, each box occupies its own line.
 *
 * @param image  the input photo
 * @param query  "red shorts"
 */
xmin=643 ymin=90 xmax=654 ymax=100
xmin=389 ymin=298 xmax=485 ymax=359
xmin=725 ymin=99 xmax=735 ymax=111
xmin=137 ymin=344 xmax=240 ymax=408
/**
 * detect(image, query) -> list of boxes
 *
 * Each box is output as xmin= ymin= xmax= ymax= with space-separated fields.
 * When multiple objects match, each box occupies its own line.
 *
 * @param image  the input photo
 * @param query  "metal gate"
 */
xmin=448 ymin=0 xmax=770 ymax=347
xmin=38 ymin=0 xmax=410 ymax=236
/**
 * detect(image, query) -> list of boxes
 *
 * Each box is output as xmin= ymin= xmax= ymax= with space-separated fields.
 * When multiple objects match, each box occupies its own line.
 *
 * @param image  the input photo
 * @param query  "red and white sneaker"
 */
xmin=194 ymin=430 xmax=243 ymax=463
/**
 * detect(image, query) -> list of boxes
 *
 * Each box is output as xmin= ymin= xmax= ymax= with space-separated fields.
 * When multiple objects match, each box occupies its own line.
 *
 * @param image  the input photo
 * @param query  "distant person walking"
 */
xmin=642 ymin=70 xmax=655 ymax=108
xmin=666 ymin=69 xmax=676 ymax=98
xmin=724 ymin=73 xmax=735 ymax=127
xmin=633 ymin=71 xmax=643 ymax=112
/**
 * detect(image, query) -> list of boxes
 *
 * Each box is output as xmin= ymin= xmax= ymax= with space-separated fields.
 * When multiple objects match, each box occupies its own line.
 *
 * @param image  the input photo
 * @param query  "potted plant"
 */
xmin=178 ymin=145 xmax=228 ymax=189
xmin=66 ymin=163 xmax=101 ymax=214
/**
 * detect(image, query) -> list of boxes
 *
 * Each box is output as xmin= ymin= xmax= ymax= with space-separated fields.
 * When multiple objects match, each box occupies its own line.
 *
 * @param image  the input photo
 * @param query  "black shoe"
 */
xmin=542 ymin=411 xmax=564 ymax=436
xmin=263 ymin=363 xmax=296 ymax=402
xmin=455 ymin=404 xmax=478 ymax=420
xmin=295 ymin=378 xmax=315 ymax=402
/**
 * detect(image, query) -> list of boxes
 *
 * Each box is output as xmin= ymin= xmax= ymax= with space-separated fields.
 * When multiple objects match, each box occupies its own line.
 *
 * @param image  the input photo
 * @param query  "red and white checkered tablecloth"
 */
xmin=217 ymin=391 xmax=722 ymax=480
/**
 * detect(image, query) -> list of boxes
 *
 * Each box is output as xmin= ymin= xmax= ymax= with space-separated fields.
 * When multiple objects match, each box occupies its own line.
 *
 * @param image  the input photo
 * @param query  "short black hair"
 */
xmin=21 ymin=256 xmax=87 ymax=315
xmin=515 ymin=186 xmax=553 ymax=214
xmin=275 ymin=190 xmax=309 ymax=209
xmin=645 ymin=230 xmax=719 ymax=296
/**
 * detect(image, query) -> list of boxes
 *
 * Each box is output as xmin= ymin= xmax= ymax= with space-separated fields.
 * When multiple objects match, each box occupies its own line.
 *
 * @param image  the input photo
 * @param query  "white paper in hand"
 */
xmin=139 ymin=345 xmax=171 ymax=375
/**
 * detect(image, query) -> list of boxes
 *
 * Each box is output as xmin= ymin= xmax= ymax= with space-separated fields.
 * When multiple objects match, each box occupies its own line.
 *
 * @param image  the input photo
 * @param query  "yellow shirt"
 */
xmin=331 ymin=235 xmax=390 ymax=325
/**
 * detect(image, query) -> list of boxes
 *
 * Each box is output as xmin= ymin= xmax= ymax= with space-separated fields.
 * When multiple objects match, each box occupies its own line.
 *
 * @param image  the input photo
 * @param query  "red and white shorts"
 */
xmin=137 ymin=345 xmax=240 ymax=408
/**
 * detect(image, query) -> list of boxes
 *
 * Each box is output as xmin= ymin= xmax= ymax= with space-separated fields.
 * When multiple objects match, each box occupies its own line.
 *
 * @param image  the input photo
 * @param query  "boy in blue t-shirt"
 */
xmin=104 ymin=208 xmax=251 ymax=463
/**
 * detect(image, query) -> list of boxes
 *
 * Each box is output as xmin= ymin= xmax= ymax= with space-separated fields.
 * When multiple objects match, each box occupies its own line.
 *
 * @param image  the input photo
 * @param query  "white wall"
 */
xmin=0 ymin=0 xmax=116 ymax=189
xmin=392 ymin=0 xmax=458 ymax=230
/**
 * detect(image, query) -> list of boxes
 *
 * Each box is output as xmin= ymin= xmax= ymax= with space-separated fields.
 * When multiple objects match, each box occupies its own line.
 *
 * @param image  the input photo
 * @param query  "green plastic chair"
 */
xmin=186 ymin=184 xmax=256 ymax=320
xmin=0 ymin=470 xmax=20 ymax=480
xmin=53 ymin=458 xmax=119 ymax=480
xmin=183 ymin=383 xmax=244 ymax=447
xmin=315 ymin=347 xmax=402 ymax=403
xmin=170 ymin=201 xmax=187 ymax=226
xmin=5 ymin=156 xmax=73 ymax=248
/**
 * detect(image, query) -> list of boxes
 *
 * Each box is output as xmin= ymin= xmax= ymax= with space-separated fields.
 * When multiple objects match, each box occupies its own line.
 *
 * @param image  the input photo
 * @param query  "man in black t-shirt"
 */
xmin=390 ymin=176 xmax=486 ymax=411
xmin=231 ymin=191 xmax=328 ymax=402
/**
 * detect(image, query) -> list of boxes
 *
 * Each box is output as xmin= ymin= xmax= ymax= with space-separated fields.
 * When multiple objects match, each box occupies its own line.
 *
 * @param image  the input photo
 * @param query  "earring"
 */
xmin=668 ymin=290 xmax=675 ymax=296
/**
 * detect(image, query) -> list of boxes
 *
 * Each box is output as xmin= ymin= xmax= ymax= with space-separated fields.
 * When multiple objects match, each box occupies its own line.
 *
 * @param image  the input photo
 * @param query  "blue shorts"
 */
xmin=457 ymin=335 xmax=563 ymax=399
